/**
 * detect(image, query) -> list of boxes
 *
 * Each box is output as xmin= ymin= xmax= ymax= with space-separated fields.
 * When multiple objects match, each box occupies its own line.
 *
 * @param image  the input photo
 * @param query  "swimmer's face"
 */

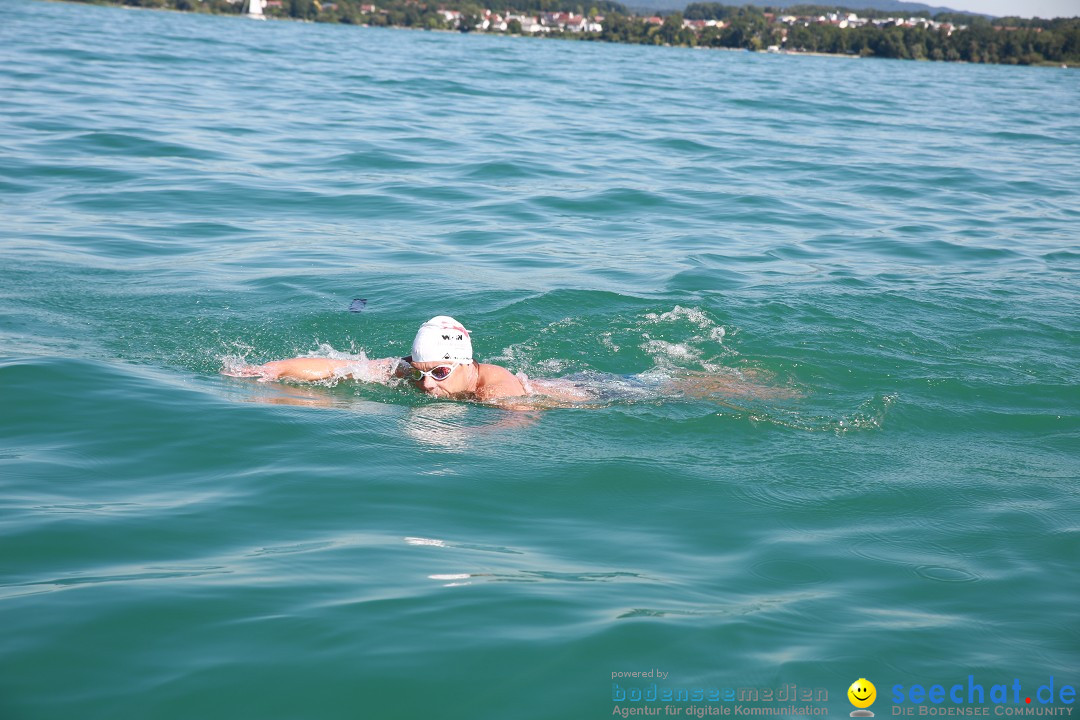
xmin=848 ymin=679 xmax=876 ymax=709
xmin=409 ymin=361 xmax=472 ymax=398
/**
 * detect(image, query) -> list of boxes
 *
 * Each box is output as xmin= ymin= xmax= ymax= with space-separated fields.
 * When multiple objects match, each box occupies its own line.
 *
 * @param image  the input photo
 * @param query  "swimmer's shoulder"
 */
xmin=475 ymin=363 xmax=529 ymax=400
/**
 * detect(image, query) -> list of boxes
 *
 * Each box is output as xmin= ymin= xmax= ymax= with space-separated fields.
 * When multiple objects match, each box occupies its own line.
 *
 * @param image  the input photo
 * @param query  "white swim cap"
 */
xmin=411 ymin=316 xmax=473 ymax=363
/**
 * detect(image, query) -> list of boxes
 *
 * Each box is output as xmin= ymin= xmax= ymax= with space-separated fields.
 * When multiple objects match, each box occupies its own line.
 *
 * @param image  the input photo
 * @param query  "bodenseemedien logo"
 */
xmin=848 ymin=678 xmax=877 ymax=717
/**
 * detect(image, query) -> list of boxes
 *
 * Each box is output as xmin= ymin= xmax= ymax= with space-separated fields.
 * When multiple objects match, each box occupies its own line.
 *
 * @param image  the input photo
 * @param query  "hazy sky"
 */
xmin=940 ymin=0 xmax=1079 ymax=18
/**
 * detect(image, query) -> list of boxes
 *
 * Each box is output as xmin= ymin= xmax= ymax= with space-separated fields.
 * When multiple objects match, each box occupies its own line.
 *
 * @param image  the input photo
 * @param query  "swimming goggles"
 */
xmin=409 ymin=362 xmax=460 ymax=382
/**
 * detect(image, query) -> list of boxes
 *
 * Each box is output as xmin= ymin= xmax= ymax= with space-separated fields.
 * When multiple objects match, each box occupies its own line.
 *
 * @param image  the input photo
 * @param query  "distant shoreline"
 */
xmin=47 ymin=0 xmax=1077 ymax=68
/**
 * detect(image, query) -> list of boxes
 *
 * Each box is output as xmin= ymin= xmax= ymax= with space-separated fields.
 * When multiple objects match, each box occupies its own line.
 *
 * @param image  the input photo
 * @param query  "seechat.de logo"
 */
xmin=848 ymin=678 xmax=877 ymax=717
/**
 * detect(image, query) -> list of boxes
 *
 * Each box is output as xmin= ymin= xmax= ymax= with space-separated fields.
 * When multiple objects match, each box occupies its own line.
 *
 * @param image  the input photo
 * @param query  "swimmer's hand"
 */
xmin=221 ymin=358 xmax=352 ymax=382
xmin=221 ymin=357 xmax=402 ymax=383
xmin=221 ymin=364 xmax=265 ymax=378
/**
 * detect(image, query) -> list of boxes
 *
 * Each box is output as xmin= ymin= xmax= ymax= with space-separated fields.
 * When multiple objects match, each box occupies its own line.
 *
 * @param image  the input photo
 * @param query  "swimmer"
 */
xmin=225 ymin=316 xmax=552 ymax=402
xmin=224 ymin=315 xmax=794 ymax=407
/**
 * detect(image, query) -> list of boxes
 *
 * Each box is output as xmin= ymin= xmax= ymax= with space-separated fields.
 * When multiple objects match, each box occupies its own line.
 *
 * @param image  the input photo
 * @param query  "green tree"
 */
xmin=288 ymin=0 xmax=316 ymax=19
xmin=659 ymin=12 xmax=683 ymax=44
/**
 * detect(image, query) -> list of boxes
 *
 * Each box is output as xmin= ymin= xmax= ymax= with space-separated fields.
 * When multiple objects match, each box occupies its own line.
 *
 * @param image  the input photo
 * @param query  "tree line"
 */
xmin=641 ymin=4 xmax=1080 ymax=64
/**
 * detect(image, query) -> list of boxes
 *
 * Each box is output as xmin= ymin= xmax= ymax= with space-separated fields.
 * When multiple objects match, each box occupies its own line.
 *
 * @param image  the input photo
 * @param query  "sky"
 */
xmin=940 ymin=0 xmax=1079 ymax=17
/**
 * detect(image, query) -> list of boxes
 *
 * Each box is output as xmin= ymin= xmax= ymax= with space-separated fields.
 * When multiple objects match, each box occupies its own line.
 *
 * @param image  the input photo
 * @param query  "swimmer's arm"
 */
xmin=223 ymin=357 xmax=405 ymax=383
xmin=475 ymin=383 xmax=526 ymax=403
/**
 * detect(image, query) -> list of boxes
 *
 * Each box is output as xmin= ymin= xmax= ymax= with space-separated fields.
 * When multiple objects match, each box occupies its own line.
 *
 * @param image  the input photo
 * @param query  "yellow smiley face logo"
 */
xmin=848 ymin=678 xmax=876 ymax=709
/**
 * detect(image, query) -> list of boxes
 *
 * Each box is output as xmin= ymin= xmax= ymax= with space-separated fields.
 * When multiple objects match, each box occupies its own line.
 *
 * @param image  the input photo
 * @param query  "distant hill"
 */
xmin=624 ymin=0 xmax=986 ymax=16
